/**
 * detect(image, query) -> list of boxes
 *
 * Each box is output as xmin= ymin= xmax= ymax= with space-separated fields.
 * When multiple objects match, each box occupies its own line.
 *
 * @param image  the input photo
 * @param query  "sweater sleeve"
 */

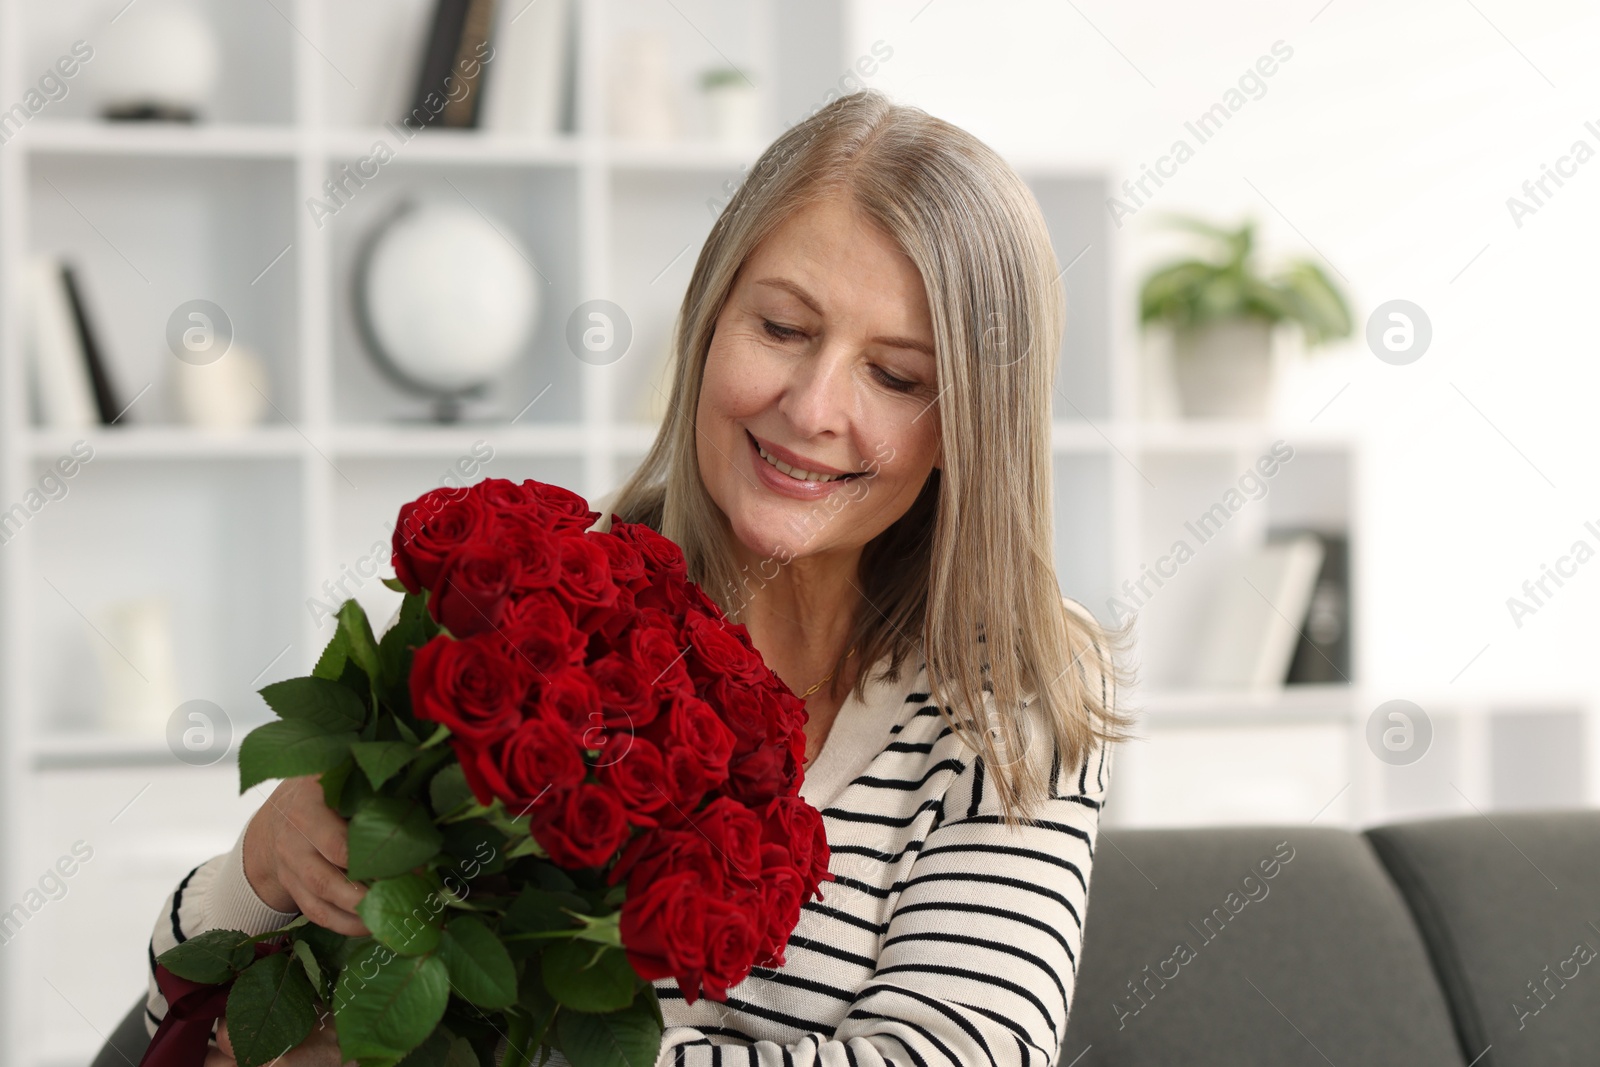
xmin=658 ymin=610 xmax=1117 ymax=1067
xmin=144 ymin=821 xmax=303 ymax=1036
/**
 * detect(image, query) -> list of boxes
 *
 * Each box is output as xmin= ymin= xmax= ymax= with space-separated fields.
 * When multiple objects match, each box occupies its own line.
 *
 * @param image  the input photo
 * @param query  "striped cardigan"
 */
xmin=147 ymin=596 xmax=1114 ymax=1067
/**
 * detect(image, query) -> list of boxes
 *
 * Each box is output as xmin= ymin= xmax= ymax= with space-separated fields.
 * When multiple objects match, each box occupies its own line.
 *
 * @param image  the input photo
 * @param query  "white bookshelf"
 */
xmin=4 ymin=2 xmax=1587 ymax=1066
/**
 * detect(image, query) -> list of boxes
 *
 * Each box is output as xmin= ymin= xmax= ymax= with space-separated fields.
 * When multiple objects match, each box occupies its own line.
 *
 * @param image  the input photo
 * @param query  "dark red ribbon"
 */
xmin=140 ymin=941 xmax=285 ymax=1067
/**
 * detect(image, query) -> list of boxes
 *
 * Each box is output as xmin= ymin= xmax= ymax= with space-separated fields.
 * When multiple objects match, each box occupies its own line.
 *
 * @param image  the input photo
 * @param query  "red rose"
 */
xmin=534 ymin=782 xmax=631 ymax=868
xmin=754 ymin=848 xmax=806 ymax=964
xmin=598 ymin=735 xmax=669 ymax=825
xmin=619 ymin=871 xmax=708 ymax=996
xmin=556 ymin=534 xmax=619 ymax=612
xmin=532 ymin=483 xmax=601 ymax=533
xmin=691 ymin=796 xmax=764 ymax=885
xmin=724 ymin=744 xmax=798 ymax=808
xmin=430 ymin=542 xmax=521 ymax=637
xmin=410 ymin=634 xmax=533 ymax=742
xmin=526 ymin=665 xmax=602 ymax=739
xmin=494 ymin=514 xmax=562 ymax=591
xmin=683 ymin=611 xmax=769 ymax=689
xmin=472 ymin=477 xmax=545 ymax=520
xmin=609 ymin=522 xmax=687 ymax=579
xmin=626 ymin=623 xmax=693 ymax=698
xmin=391 ymin=488 xmax=488 ymax=594
xmin=760 ymin=796 xmax=832 ymax=896
xmin=458 ymin=715 xmax=584 ymax=812
xmin=496 ymin=594 xmax=587 ymax=677
xmin=700 ymin=898 xmax=763 ymax=1001
xmin=590 ymin=652 xmax=657 ymax=729
xmin=708 ymin=677 xmax=784 ymax=755
xmin=591 ymin=531 xmax=647 ymax=589
xmin=655 ymin=744 xmax=722 ymax=814
xmin=611 ymin=825 xmax=717 ymax=891
xmin=647 ymin=691 xmax=735 ymax=779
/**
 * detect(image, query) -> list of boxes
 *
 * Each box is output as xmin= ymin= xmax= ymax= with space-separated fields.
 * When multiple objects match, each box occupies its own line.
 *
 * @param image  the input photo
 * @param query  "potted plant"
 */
xmin=1139 ymin=214 xmax=1351 ymax=419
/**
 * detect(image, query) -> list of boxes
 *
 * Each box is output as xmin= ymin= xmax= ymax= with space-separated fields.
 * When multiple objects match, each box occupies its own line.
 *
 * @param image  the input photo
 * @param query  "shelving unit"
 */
xmin=0 ymin=3 xmax=1584 ymax=1066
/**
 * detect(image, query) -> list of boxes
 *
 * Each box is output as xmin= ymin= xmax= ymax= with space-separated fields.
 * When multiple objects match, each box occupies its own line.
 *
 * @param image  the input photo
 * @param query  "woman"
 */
xmin=147 ymin=88 xmax=1136 ymax=1067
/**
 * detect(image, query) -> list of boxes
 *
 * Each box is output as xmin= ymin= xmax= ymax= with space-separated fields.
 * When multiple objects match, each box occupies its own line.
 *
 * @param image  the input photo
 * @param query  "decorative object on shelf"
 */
xmin=90 ymin=0 xmax=221 ymax=122
xmin=91 ymin=595 xmax=182 ymax=735
xmin=1191 ymin=532 xmax=1326 ymax=690
xmin=1139 ymin=214 xmax=1351 ymax=420
xmin=408 ymin=0 xmax=497 ymax=130
xmin=354 ymin=198 xmax=540 ymax=422
xmin=145 ymin=477 xmax=831 ymax=1067
xmin=701 ymin=67 xmax=762 ymax=144
xmin=166 ymin=343 xmax=270 ymax=430
xmin=23 ymin=256 xmax=99 ymax=429
xmin=480 ymin=0 xmax=571 ymax=136
xmin=607 ymin=31 xmax=678 ymax=141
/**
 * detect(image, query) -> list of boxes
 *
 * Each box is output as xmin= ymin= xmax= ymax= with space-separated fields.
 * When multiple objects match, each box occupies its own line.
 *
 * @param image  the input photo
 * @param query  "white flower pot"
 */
xmin=1171 ymin=318 xmax=1275 ymax=419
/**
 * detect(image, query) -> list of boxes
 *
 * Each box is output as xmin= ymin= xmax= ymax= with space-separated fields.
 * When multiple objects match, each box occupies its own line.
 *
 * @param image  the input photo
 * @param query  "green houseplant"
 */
xmin=1139 ymin=214 xmax=1352 ymax=419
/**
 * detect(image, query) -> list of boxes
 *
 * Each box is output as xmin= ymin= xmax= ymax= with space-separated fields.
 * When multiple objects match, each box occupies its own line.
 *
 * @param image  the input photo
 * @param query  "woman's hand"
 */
xmin=243 ymin=776 xmax=369 ymax=936
xmin=206 ymin=1013 xmax=350 ymax=1067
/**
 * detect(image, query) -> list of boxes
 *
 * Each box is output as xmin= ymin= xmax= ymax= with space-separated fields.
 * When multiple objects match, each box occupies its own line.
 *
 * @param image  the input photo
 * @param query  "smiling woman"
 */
xmin=142 ymin=88 xmax=1138 ymax=1067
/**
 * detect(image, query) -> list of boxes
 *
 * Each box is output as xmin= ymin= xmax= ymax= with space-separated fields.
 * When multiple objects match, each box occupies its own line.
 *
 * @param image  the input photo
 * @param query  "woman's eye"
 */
xmin=874 ymin=367 xmax=920 ymax=393
xmin=762 ymin=320 xmax=802 ymax=342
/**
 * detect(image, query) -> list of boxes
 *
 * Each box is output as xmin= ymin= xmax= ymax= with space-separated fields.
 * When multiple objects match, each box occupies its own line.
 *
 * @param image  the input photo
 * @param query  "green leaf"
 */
xmin=429 ymin=763 xmax=473 ymax=816
xmin=356 ymin=874 xmax=443 ymax=956
xmin=556 ymin=997 xmax=662 ymax=1067
xmin=157 ymin=928 xmax=256 ymax=984
xmin=321 ymin=757 xmax=357 ymax=812
xmin=381 ymin=576 xmax=408 ymax=593
xmin=291 ymin=939 xmax=328 ymax=1001
xmin=333 ymin=944 xmax=450 ymax=1062
xmin=340 ymin=599 xmax=382 ymax=679
xmin=260 ymin=676 xmax=368 ymax=732
xmin=507 ymin=885 xmax=587 ymax=934
xmin=352 ymin=740 xmax=420 ymax=790
xmin=394 ymin=1029 xmax=453 ymax=1067
xmin=313 ymin=627 xmax=350 ymax=681
xmin=226 ymin=952 xmax=319 ymax=1067
xmin=347 ymin=797 xmax=444 ymax=881
xmin=437 ymin=916 xmax=517 ymax=1009
xmin=541 ymin=941 xmax=637 ymax=1013
xmin=443 ymin=1035 xmax=480 ymax=1067
xmin=239 ymin=720 xmax=358 ymax=792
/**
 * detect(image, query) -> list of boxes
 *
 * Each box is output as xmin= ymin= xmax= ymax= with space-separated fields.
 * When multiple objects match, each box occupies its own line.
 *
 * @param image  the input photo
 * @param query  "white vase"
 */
xmin=1171 ymin=318 xmax=1275 ymax=420
xmin=704 ymin=81 xmax=761 ymax=144
xmin=608 ymin=32 xmax=678 ymax=141
xmin=169 ymin=344 xmax=270 ymax=430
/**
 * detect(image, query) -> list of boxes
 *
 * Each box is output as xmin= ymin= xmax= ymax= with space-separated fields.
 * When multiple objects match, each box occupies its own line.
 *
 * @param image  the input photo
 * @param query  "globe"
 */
xmin=356 ymin=200 xmax=540 ymax=418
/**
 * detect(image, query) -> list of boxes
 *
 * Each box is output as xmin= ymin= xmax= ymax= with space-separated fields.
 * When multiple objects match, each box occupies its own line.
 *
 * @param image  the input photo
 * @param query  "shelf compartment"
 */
xmin=17 ymin=120 xmax=300 ymax=159
xmin=323 ymin=160 xmax=582 ymax=426
xmin=23 ymin=456 xmax=304 ymax=737
xmin=27 ymin=153 xmax=302 ymax=425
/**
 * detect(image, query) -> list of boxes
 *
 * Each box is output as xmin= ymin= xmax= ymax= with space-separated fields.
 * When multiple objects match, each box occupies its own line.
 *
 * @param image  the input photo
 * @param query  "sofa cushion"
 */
xmin=1059 ymin=826 xmax=1465 ymax=1066
xmin=1364 ymin=809 xmax=1600 ymax=1067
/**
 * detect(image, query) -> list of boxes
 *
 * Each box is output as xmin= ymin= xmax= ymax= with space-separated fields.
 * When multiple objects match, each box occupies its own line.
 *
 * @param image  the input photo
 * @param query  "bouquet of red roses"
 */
xmin=145 ymin=478 xmax=831 ymax=1067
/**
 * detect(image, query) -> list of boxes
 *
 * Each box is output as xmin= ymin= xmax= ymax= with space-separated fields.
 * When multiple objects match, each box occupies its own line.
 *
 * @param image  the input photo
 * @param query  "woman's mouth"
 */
xmin=746 ymin=431 xmax=862 ymax=497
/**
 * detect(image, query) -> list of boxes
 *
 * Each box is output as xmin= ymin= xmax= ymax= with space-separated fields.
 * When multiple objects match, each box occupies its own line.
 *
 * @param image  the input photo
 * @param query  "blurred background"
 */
xmin=1 ymin=0 xmax=1597 ymax=1062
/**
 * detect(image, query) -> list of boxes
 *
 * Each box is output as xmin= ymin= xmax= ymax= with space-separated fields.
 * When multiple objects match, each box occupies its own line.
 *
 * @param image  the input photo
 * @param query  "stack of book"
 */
xmin=1192 ymin=528 xmax=1351 ymax=690
xmin=406 ymin=0 xmax=572 ymax=136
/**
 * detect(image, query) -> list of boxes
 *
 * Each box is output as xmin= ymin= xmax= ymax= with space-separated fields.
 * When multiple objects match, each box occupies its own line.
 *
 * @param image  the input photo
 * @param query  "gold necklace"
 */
xmin=799 ymin=645 xmax=857 ymax=699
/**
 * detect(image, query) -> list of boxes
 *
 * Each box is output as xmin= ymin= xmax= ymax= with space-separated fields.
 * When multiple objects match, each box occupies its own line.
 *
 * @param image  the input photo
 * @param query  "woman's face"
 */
xmin=696 ymin=193 xmax=942 ymax=569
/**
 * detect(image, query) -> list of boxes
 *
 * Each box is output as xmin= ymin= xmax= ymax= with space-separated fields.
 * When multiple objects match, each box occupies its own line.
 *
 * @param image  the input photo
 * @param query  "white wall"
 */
xmin=852 ymin=0 xmax=1600 ymax=704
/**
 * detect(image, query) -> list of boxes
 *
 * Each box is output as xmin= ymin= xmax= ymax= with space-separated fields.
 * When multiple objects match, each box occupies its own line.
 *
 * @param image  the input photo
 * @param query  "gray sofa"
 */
xmin=93 ymin=810 xmax=1600 ymax=1067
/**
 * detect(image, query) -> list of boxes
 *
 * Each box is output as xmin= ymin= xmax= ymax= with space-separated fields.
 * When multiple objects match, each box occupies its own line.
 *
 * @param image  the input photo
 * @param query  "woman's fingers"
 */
xmin=281 ymin=866 xmax=369 ymax=936
xmin=216 ymin=1019 xmax=233 ymax=1059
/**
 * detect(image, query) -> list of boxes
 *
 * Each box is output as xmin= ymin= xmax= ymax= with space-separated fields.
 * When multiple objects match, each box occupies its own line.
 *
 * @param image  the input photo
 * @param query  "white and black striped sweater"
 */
xmin=147 ymin=596 xmax=1115 ymax=1067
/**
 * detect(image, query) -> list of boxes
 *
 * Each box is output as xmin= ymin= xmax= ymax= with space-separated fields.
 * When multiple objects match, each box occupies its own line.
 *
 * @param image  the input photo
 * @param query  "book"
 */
xmin=1279 ymin=529 xmax=1351 ymax=685
xmin=23 ymin=257 xmax=97 ymax=429
xmin=1191 ymin=533 xmax=1326 ymax=690
xmin=408 ymin=0 xmax=473 ymax=130
xmin=480 ymin=0 xmax=572 ymax=136
xmin=441 ymin=0 xmax=497 ymax=128
xmin=60 ymin=262 xmax=122 ymax=424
